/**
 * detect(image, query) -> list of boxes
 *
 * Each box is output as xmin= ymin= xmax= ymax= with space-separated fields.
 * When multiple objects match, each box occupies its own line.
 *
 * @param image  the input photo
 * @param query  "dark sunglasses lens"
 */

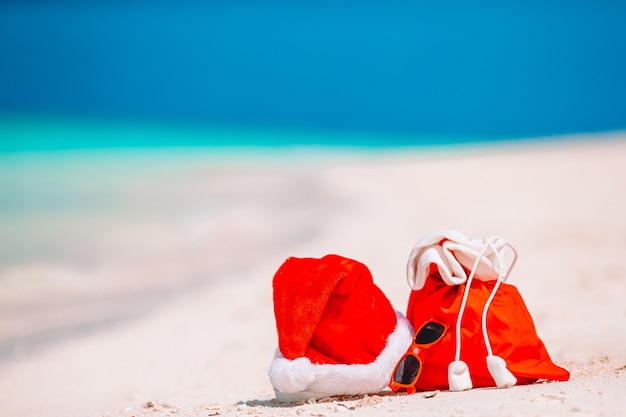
xmin=415 ymin=322 xmax=445 ymax=345
xmin=393 ymin=355 xmax=421 ymax=385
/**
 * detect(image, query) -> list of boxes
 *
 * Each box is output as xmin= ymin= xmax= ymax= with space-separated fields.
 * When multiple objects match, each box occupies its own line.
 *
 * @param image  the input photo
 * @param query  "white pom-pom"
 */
xmin=448 ymin=360 xmax=473 ymax=391
xmin=268 ymin=357 xmax=315 ymax=393
xmin=486 ymin=355 xmax=517 ymax=388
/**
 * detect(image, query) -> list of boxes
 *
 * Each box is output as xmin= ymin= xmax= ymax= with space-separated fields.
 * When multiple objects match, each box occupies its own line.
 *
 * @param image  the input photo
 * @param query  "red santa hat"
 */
xmin=269 ymin=254 xmax=414 ymax=401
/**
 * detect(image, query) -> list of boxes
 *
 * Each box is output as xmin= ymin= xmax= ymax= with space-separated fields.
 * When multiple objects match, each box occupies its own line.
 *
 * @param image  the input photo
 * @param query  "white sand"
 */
xmin=0 ymin=135 xmax=625 ymax=417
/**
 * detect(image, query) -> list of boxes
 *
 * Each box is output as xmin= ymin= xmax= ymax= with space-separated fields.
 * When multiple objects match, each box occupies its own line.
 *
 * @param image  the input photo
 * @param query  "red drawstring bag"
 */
xmin=391 ymin=230 xmax=570 ymax=393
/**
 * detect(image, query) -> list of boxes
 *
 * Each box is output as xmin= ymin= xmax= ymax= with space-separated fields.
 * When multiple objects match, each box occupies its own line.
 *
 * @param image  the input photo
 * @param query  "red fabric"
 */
xmin=406 ymin=273 xmax=570 ymax=390
xmin=273 ymin=254 xmax=397 ymax=365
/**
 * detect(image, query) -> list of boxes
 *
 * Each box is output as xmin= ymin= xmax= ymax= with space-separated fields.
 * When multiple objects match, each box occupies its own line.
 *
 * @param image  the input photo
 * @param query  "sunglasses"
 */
xmin=390 ymin=320 xmax=447 ymax=394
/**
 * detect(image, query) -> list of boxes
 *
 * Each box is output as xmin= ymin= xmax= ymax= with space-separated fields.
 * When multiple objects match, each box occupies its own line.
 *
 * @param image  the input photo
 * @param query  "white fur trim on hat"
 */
xmin=269 ymin=312 xmax=414 ymax=402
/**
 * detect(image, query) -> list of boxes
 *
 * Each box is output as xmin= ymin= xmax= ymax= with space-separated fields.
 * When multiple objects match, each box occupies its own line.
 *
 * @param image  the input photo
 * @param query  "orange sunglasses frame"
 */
xmin=390 ymin=320 xmax=447 ymax=394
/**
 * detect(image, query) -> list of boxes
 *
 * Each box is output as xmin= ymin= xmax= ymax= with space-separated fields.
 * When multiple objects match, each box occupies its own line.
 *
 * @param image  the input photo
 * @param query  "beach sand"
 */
xmin=0 ymin=134 xmax=625 ymax=417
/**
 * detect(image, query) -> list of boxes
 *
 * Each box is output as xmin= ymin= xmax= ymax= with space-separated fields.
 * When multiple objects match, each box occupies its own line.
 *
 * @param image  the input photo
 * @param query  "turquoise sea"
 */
xmin=1 ymin=2 xmax=625 ymax=146
xmin=0 ymin=115 xmax=588 ymax=154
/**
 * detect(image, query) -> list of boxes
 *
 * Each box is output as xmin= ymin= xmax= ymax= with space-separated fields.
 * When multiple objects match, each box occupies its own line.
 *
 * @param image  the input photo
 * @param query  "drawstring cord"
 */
xmin=453 ymin=236 xmax=499 ymax=363
xmin=448 ymin=236 xmax=518 ymax=391
xmin=481 ymin=240 xmax=517 ymax=357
